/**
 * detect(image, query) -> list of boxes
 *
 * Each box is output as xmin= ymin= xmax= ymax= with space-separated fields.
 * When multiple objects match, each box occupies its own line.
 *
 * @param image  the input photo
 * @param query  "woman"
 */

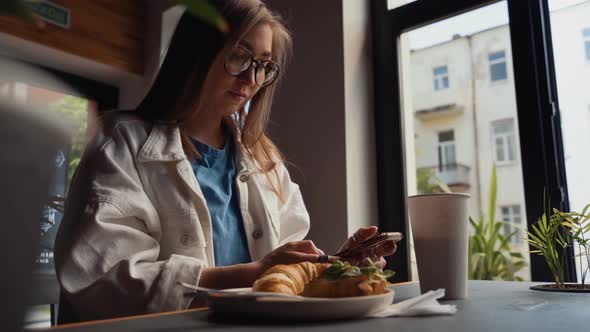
xmin=55 ymin=0 xmax=397 ymax=322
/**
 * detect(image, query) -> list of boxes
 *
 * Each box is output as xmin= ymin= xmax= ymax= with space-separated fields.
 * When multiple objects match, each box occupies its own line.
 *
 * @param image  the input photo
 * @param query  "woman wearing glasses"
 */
xmin=55 ymin=0 xmax=396 ymax=322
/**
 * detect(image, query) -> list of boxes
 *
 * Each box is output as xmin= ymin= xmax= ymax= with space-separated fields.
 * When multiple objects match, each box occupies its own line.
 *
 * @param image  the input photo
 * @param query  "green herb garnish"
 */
xmin=322 ymin=259 xmax=395 ymax=281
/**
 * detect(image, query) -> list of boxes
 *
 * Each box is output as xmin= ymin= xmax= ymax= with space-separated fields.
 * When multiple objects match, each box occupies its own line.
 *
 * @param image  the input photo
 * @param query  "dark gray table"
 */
xmin=48 ymin=281 xmax=589 ymax=332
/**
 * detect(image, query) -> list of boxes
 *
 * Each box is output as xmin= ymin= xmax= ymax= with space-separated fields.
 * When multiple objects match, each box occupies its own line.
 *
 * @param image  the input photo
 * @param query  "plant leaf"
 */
xmin=487 ymin=164 xmax=497 ymax=228
xmin=432 ymin=176 xmax=452 ymax=193
xmin=176 ymin=0 xmax=229 ymax=33
xmin=0 ymin=0 xmax=37 ymax=24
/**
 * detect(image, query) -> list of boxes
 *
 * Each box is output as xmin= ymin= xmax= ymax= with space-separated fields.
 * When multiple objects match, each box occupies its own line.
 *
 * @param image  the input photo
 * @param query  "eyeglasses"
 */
xmin=224 ymin=46 xmax=280 ymax=87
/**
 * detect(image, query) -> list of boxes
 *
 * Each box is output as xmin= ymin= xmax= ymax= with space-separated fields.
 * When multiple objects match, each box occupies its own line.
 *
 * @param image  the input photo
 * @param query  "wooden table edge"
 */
xmin=43 ymin=307 xmax=209 ymax=330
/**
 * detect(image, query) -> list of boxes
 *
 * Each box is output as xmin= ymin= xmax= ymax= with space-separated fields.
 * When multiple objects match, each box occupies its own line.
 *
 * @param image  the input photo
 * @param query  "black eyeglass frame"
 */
xmin=223 ymin=46 xmax=281 ymax=87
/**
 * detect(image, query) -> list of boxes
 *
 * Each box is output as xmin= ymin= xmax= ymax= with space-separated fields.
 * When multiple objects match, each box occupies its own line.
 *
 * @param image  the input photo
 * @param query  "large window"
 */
xmin=1 ymin=59 xmax=118 ymax=328
xmin=433 ymin=65 xmax=449 ymax=90
xmin=492 ymin=119 xmax=516 ymax=164
xmin=0 ymin=82 xmax=97 ymax=275
xmin=374 ymin=0 xmax=578 ymax=283
xmin=489 ymin=50 xmax=508 ymax=81
xmin=391 ymin=1 xmax=530 ymax=281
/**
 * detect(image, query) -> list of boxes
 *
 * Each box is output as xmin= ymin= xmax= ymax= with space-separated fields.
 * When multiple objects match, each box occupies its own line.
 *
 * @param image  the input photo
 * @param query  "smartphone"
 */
xmin=334 ymin=232 xmax=403 ymax=258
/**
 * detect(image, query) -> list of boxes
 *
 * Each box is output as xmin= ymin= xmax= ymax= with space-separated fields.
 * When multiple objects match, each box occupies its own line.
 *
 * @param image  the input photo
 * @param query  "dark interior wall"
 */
xmin=265 ymin=0 xmax=349 ymax=253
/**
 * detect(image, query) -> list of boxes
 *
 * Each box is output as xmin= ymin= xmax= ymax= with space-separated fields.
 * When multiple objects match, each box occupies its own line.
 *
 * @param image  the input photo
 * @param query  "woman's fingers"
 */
xmin=284 ymin=240 xmax=322 ymax=255
xmin=283 ymin=252 xmax=318 ymax=264
xmin=375 ymin=257 xmax=387 ymax=269
xmin=372 ymin=240 xmax=397 ymax=258
xmin=338 ymin=226 xmax=378 ymax=251
xmin=343 ymin=241 xmax=395 ymax=267
xmin=289 ymin=252 xmax=338 ymax=264
xmin=356 ymin=226 xmax=378 ymax=240
xmin=278 ymin=235 xmax=394 ymax=268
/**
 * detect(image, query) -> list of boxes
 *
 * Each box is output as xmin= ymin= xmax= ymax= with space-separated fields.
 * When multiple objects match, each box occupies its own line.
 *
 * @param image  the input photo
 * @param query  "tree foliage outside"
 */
xmin=416 ymin=167 xmax=451 ymax=194
xmin=416 ymin=167 xmax=438 ymax=193
xmin=48 ymin=95 xmax=88 ymax=184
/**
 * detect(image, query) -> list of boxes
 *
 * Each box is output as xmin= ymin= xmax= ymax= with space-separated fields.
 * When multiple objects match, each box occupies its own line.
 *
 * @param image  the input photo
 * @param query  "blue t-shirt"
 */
xmin=190 ymin=138 xmax=251 ymax=266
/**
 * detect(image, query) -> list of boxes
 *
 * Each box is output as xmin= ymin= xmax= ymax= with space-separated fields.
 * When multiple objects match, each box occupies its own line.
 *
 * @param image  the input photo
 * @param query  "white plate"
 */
xmin=207 ymin=287 xmax=395 ymax=321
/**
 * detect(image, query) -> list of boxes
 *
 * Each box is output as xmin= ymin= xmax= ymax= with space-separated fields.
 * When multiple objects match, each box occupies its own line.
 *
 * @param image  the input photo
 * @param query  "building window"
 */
xmin=489 ymin=51 xmax=507 ymax=81
xmin=492 ymin=119 xmax=516 ymax=164
xmin=584 ymin=28 xmax=590 ymax=62
xmin=501 ymin=205 xmax=523 ymax=244
xmin=433 ymin=66 xmax=449 ymax=90
xmin=437 ymin=130 xmax=456 ymax=171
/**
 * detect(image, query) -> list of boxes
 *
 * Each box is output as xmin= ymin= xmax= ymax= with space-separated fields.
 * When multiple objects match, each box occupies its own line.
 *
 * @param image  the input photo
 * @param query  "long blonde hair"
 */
xmin=138 ymin=0 xmax=292 ymax=201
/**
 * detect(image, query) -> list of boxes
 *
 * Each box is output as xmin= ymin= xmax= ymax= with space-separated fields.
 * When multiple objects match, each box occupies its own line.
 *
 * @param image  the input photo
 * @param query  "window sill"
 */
xmin=495 ymin=160 xmax=518 ymax=167
xmin=490 ymin=78 xmax=509 ymax=86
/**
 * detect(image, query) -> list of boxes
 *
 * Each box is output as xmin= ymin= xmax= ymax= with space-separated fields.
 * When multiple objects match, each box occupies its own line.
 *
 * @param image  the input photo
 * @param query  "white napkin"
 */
xmin=368 ymin=288 xmax=457 ymax=318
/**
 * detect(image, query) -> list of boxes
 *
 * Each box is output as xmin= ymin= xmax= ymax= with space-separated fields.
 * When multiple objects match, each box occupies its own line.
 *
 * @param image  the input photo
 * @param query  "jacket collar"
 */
xmin=137 ymin=120 xmax=253 ymax=173
xmin=137 ymin=123 xmax=185 ymax=162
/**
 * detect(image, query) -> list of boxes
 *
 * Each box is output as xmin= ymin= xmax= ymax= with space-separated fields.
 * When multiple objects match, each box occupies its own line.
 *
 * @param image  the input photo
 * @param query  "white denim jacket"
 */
xmin=54 ymin=111 xmax=310 ymax=321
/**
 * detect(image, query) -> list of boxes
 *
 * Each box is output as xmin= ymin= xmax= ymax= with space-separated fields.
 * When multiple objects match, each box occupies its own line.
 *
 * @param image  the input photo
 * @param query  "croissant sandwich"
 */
xmin=253 ymin=260 xmax=394 ymax=297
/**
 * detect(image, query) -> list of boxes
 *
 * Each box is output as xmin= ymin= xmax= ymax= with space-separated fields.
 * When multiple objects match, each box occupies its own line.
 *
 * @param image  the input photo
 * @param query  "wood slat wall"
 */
xmin=0 ymin=0 xmax=146 ymax=75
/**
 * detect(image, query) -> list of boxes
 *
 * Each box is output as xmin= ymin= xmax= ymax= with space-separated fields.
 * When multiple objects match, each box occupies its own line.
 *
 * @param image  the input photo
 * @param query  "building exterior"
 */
xmin=411 ymin=23 xmax=526 ymax=237
xmin=408 ymin=1 xmax=590 ymax=281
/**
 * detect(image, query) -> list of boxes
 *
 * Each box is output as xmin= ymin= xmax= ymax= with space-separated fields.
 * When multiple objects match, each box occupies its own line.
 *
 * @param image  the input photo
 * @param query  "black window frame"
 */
xmin=371 ymin=0 xmax=575 ymax=283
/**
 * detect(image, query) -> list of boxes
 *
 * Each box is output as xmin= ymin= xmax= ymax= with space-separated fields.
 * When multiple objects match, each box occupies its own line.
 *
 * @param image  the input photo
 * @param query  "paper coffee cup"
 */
xmin=407 ymin=193 xmax=470 ymax=299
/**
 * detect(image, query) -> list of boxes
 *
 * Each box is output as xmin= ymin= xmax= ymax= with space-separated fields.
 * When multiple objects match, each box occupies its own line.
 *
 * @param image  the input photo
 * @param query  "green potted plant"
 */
xmin=468 ymin=165 xmax=527 ymax=281
xmin=527 ymin=199 xmax=590 ymax=292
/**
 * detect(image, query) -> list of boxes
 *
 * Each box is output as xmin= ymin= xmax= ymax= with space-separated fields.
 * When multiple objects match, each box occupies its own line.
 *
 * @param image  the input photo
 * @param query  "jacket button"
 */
xmin=239 ymin=174 xmax=249 ymax=182
xmin=252 ymin=229 xmax=263 ymax=239
xmin=180 ymin=234 xmax=191 ymax=246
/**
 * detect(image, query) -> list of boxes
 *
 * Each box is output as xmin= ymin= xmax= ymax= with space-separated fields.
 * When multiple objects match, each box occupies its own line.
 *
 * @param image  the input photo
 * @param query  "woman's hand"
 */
xmin=199 ymin=240 xmax=333 ymax=289
xmin=256 ymin=240 xmax=336 ymax=274
xmin=337 ymin=226 xmax=397 ymax=269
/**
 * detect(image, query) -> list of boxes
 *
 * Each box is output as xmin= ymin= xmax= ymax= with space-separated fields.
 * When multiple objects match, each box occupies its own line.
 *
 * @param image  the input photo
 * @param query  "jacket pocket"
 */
xmin=249 ymin=176 xmax=281 ymax=241
xmin=159 ymin=212 xmax=207 ymax=260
